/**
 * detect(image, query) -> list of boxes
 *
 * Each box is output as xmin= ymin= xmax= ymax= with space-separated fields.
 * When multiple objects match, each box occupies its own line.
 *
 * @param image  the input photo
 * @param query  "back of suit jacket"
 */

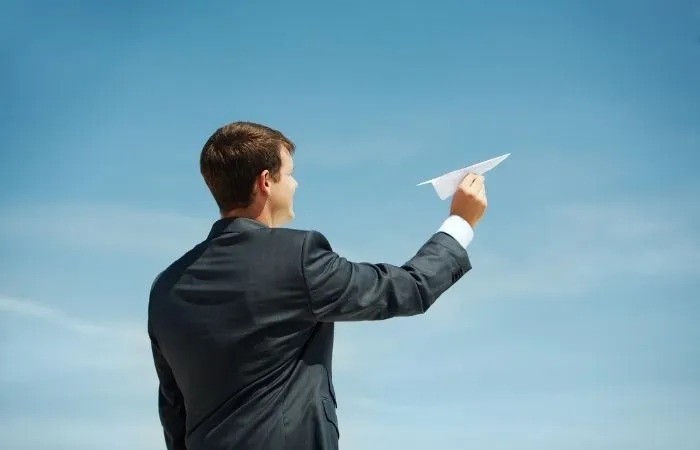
xmin=148 ymin=216 xmax=471 ymax=450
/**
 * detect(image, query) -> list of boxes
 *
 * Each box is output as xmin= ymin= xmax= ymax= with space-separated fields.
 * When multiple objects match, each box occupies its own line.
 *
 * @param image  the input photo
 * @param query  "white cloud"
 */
xmin=336 ymin=382 xmax=700 ymax=450
xmin=0 ymin=417 xmax=164 ymax=450
xmin=3 ymin=196 xmax=695 ymax=348
xmin=0 ymin=295 xmax=162 ymax=449
xmin=0 ymin=203 xmax=211 ymax=259
xmin=1 ymin=196 xmax=698 ymax=450
xmin=0 ymin=202 xmax=362 ymax=262
xmin=441 ymin=197 xmax=700 ymax=305
xmin=0 ymin=294 xmax=367 ymax=450
xmin=0 ymin=295 xmax=146 ymax=344
xmin=328 ymin=196 xmax=700 ymax=384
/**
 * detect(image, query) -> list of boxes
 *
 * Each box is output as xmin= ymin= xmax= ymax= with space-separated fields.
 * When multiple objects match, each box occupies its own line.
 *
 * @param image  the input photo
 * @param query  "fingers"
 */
xmin=461 ymin=173 xmax=478 ymax=185
xmin=451 ymin=173 xmax=488 ymax=227
xmin=478 ymin=184 xmax=487 ymax=203
xmin=460 ymin=173 xmax=486 ymax=199
xmin=464 ymin=173 xmax=484 ymax=191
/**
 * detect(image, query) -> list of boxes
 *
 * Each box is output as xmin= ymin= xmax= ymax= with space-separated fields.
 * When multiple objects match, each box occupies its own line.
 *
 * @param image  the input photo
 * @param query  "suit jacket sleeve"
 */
xmin=301 ymin=229 xmax=471 ymax=321
xmin=149 ymin=326 xmax=187 ymax=450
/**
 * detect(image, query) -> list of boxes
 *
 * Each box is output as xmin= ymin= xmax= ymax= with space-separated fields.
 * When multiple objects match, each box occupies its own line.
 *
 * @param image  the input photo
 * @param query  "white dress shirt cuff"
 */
xmin=437 ymin=215 xmax=474 ymax=249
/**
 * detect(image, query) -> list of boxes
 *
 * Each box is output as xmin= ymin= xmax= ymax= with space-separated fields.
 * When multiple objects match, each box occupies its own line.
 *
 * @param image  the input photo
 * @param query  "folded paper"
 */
xmin=417 ymin=153 xmax=510 ymax=200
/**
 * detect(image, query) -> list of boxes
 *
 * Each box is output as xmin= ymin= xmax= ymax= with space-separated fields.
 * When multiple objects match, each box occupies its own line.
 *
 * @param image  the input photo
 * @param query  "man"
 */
xmin=148 ymin=121 xmax=487 ymax=450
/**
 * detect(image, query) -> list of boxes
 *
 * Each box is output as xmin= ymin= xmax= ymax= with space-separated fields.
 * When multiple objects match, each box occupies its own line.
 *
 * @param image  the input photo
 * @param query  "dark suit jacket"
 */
xmin=148 ymin=217 xmax=471 ymax=450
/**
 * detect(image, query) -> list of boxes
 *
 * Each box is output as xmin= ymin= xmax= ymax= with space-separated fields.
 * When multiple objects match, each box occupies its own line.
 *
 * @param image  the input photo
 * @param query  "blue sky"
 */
xmin=1 ymin=1 xmax=699 ymax=449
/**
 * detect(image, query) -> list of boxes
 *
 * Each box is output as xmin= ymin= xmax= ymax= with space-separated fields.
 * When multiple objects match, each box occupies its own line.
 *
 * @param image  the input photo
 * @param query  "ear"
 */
xmin=256 ymin=170 xmax=273 ymax=196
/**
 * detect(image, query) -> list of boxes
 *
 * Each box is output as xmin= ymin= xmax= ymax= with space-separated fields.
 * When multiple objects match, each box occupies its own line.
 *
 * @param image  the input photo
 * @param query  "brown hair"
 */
xmin=200 ymin=121 xmax=295 ymax=211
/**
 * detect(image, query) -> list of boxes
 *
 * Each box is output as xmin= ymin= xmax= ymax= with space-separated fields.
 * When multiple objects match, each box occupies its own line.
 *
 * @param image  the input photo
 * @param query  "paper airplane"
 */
xmin=417 ymin=153 xmax=510 ymax=200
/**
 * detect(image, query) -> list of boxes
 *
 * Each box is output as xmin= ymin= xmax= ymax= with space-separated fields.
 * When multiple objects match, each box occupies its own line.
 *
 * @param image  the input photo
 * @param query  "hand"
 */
xmin=449 ymin=173 xmax=487 ymax=227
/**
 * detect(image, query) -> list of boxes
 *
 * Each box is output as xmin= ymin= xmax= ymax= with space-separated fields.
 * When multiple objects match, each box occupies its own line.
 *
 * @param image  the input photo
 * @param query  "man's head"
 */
xmin=200 ymin=121 xmax=298 ymax=227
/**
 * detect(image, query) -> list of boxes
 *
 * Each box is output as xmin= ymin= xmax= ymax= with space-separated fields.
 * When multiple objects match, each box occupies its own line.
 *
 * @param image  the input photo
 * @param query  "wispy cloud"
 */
xmin=0 ymin=203 xmax=211 ymax=259
xmin=0 ymin=295 xmax=160 ymax=449
xmin=0 ymin=295 xmax=153 ymax=384
xmin=444 ymin=197 xmax=700 ymax=304
xmin=0 ymin=294 xmax=363 ymax=450
xmin=0 ymin=202 xmax=364 ymax=262
xmin=0 ymin=295 xmax=146 ymax=344
xmin=1 ymin=196 xmax=698 ymax=450
xmin=0 ymin=417 xmax=164 ymax=450
xmin=330 ymin=196 xmax=700 ymax=381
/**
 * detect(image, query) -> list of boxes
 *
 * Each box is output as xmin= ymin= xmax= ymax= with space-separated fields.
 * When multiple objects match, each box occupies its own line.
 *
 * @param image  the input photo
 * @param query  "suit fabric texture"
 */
xmin=148 ymin=217 xmax=471 ymax=450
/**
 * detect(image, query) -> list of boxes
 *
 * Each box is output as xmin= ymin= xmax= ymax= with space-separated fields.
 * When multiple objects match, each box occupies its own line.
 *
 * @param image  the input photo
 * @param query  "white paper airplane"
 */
xmin=417 ymin=153 xmax=510 ymax=200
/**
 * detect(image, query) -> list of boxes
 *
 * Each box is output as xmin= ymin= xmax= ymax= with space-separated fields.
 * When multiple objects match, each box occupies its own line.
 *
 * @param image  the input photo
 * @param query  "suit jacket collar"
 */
xmin=207 ymin=217 xmax=268 ymax=239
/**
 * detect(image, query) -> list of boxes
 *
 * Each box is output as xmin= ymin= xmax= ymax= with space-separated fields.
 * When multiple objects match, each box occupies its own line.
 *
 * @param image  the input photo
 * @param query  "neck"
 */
xmin=221 ymin=206 xmax=273 ymax=227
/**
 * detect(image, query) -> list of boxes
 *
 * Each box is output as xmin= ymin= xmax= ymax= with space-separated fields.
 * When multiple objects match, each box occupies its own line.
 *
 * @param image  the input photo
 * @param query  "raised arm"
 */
xmin=301 ymin=173 xmax=487 ymax=322
xmin=301 ymin=218 xmax=472 ymax=321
